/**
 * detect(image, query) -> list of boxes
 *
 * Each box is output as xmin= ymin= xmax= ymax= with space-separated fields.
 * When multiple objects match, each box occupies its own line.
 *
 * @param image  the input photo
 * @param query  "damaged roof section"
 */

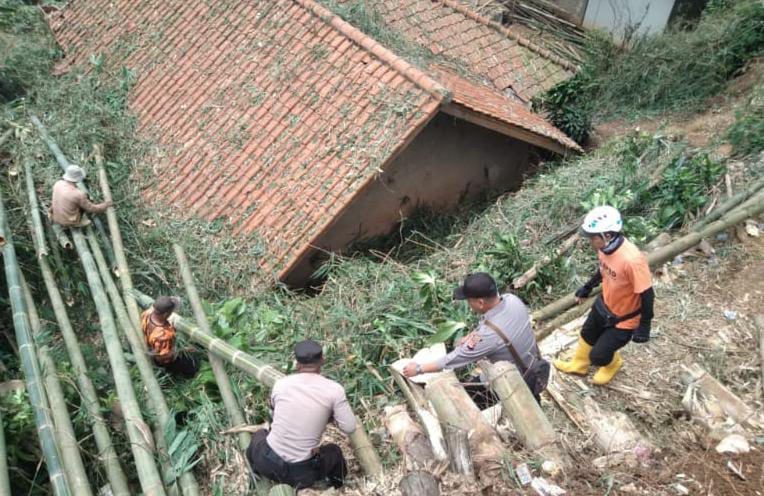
xmin=50 ymin=0 xmax=448 ymax=279
xmin=356 ymin=0 xmax=577 ymax=102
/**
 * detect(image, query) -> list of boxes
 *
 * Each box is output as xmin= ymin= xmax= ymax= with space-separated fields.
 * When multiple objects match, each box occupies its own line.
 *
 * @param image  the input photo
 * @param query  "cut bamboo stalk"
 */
xmin=390 ymin=369 xmax=448 ymax=461
xmin=480 ymin=360 xmax=564 ymax=465
xmin=681 ymin=363 xmax=764 ymax=429
xmin=692 ymin=175 xmax=764 ymax=230
xmin=51 ymin=223 xmax=73 ymax=250
xmin=0 ymin=190 xmax=71 ymax=496
xmin=756 ymin=315 xmax=764 ymax=401
xmin=533 ymin=193 xmax=764 ymax=323
xmin=96 ymin=146 xmax=143 ymax=330
xmin=535 ymin=294 xmax=596 ymax=341
xmin=424 ymin=371 xmax=505 ymax=482
xmin=24 ymin=162 xmax=48 ymax=258
xmin=20 ymin=274 xmax=93 ymax=496
xmin=70 ymin=228 xmax=166 ymax=496
xmin=443 ymin=425 xmax=474 ymax=479
xmin=44 ymin=224 xmax=74 ymax=305
xmin=25 ymin=182 xmax=131 ymax=496
xmin=383 ymin=405 xmax=434 ymax=468
xmin=399 ymin=470 xmax=440 ymax=496
xmin=0 ymin=410 xmax=12 ymax=496
xmin=513 ymin=234 xmax=578 ymax=289
xmin=130 ymin=290 xmax=384 ymax=478
xmin=84 ymin=229 xmax=200 ymax=496
xmin=173 ymin=244 xmax=249 ymax=450
xmin=30 ymin=115 xmax=117 ymax=268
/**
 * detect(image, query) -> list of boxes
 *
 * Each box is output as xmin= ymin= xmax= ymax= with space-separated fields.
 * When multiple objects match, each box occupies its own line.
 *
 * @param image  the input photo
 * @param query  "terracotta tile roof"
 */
xmin=433 ymin=67 xmax=582 ymax=153
xmin=354 ymin=0 xmax=577 ymax=102
xmin=49 ymin=0 xmax=448 ymax=279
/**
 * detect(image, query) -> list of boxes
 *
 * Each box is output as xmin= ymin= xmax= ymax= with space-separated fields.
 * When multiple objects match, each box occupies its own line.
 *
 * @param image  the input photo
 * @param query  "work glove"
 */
xmin=632 ymin=324 xmax=650 ymax=343
xmin=575 ymin=284 xmax=593 ymax=299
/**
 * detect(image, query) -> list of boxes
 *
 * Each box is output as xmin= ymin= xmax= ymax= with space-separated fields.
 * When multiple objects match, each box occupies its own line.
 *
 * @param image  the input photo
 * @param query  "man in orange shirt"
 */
xmin=554 ymin=206 xmax=654 ymax=385
xmin=140 ymin=296 xmax=198 ymax=378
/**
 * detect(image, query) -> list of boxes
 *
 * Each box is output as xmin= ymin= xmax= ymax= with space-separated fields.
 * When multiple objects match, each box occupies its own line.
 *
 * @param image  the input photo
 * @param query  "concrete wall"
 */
xmin=583 ymin=0 xmax=675 ymax=40
xmin=284 ymin=112 xmax=532 ymax=285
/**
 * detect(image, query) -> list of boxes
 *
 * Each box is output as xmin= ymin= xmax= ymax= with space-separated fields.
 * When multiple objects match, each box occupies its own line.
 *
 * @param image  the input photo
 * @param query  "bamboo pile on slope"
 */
xmin=70 ymin=227 xmax=167 ymax=496
xmin=174 ymin=243 xmax=250 ymax=450
xmin=84 ymin=227 xmax=201 ymax=496
xmin=25 ymin=173 xmax=131 ymax=496
xmin=130 ymin=290 xmax=385 ymax=478
xmin=20 ymin=274 xmax=93 ymax=496
xmin=0 ymin=190 xmax=71 ymax=496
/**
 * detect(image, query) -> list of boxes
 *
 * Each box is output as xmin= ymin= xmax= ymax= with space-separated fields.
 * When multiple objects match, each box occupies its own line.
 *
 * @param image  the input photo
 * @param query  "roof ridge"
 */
xmin=435 ymin=0 xmax=579 ymax=73
xmin=294 ymin=0 xmax=452 ymax=102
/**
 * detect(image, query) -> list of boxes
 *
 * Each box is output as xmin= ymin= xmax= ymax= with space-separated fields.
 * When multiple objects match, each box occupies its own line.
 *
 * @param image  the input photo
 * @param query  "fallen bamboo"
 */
xmin=692 ymin=175 xmax=764 ymax=231
xmin=70 ymin=228 xmax=166 ymax=496
xmin=268 ymin=485 xmax=295 ymax=496
xmin=130 ymin=290 xmax=384 ymax=478
xmin=51 ymin=223 xmax=73 ymax=250
xmin=85 ymin=229 xmax=200 ymax=496
xmin=756 ymin=314 xmax=764 ymax=401
xmin=424 ymin=371 xmax=505 ymax=483
xmin=390 ymin=369 xmax=448 ymax=461
xmin=25 ymin=181 xmax=131 ymax=496
xmin=30 ymin=115 xmax=117 ymax=268
xmin=383 ymin=405 xmax=435 ymax=468
xmin=96 ymin=146 xmax=143 ymax=328
xmin=24 ymin=162 xmax=48 ymax=258
xmin=480 ymin=360 xmax=563 ymax=465
xmin=533 ymin=193 xmax=764 ymax=323
xmin=0 ymin=190 xmax=71 ymax=496
xmin=536 ymin=294 xmax=596 ymax=341
xmin=513 ymin=234 xmax=578 ymax=289
xmin=174 ymin=243 xmax=250 ymax=450
xmin=20 ymin=274 xmax=93 ymax=496
xmin=0 ymin=410 xmax=12 ymax=496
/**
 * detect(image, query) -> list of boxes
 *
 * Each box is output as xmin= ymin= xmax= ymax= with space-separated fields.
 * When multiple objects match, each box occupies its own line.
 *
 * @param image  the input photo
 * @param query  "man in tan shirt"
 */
xmin=247 ymin=340 xmax=356 ymax=489
xmin=50 ymin=165 xmax=112 ymax=227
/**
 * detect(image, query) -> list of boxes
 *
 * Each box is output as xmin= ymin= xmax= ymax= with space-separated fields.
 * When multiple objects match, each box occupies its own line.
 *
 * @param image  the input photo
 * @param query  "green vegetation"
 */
xmin=534 ymin=0 xmax=764 ymax=142
xmin=727 ymin=82 xmax=764 ymax=156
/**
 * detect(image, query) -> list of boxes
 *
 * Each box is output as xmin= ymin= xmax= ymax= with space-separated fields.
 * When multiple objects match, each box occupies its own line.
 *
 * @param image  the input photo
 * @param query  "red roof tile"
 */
xmin=50 ymin=0 xmax=448 ymax=279
xmin=354 ymin=0 xmax=576 ymax=102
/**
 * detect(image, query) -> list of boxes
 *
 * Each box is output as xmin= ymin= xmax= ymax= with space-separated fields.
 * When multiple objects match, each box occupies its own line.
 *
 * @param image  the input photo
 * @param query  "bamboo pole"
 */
xmin=24 ymin=162 xmax=48 ymax=258
xmin=51 ymin=223 xmax=73 ymax=250
xmin=390 ymin=369 xmax=448 ymax=461
xmin=0 ymin=410 xmax=12 ymax=496
xmin=20 ymin=274 xmax=93 ymax=496
xmin=70 ymin=228 xmax=166 ymax=496
xmin=533 ymin=193 xmax=764 ymax=323
xmin=268 ymin=485 xmax=295 ymax=496
xmin=756 ymin=314 xmax=764 ymax=401
xmin=383 ymin=405 xmax=434 ymax=468
xmin=480 ymin=360 xmax=564 ymax=466
xmin=424 ymin=371 xmax=505 ymax=482
xmin=95 ymin=146 xmax=143 ymax=329
xmin=30 ymin=115 xmax=117 ymax=268
xmin=130 ymin=290 xmax=384 ymax=478
xmin=443 ymin=425 xmax=473 ymax=479
xmin=0 ymin=190 xmax=71 ymax=496
xmin=25 ymin=175 xmax=132 ymax=495
xmin=173 ymin=243 xmax=249 ymax=450
xmin=44 ymin=224 xmax=74 ymax=305
xmin=84 ymin=229 xmax=200 ymax=496
xmin=513 ymin=234 xmax=578 ymax=289
xmin=692 ymin=175 xmax=764 ymax=231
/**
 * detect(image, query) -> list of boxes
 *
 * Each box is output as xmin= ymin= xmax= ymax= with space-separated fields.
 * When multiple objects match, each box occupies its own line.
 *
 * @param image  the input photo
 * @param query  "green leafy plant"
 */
xmin=162 ymin=413 xmax=201 ymax=486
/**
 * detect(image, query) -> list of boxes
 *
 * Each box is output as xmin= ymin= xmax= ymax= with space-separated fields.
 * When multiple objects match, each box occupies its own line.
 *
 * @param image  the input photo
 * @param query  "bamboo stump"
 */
xmin=480 ymin=360 xmax=565 ymax=466
xmin=425 ymin=371 xmax=505 ymax=483
xmin=391 ymin=369 xmax=448 ymax=461
xmin=443 ymin=424 xmax=474 ymax=479
xmin=384 ymin=405 xmax=435 ymax=469
xmin=399 ymin=470 xmax=440 ymax=496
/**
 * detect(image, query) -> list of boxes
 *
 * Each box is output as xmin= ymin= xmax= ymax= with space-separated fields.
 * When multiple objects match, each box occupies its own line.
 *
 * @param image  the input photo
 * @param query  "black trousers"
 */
xmin=246 ymin=429 xmax=348 ymax=489
xmin=464 ymin=373 xmax=541 ymax=409
xmin=155 ymin=353 xmax=199 ymax=378
xmin=580 ymin=309 xmax=633 ymax=366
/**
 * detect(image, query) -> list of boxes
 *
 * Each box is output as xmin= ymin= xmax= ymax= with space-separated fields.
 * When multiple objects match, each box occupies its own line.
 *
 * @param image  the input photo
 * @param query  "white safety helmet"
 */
xmin=581 ymin=205 xmax=623 ymax=235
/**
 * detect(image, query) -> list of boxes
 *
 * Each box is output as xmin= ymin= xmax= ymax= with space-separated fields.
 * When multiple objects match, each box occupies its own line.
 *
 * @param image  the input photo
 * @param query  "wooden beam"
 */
xmin=443 ymin=103 xmax=572 ymax=155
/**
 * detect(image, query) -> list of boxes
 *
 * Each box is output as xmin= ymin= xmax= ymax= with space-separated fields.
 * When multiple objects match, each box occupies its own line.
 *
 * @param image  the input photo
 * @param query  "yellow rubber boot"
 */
xmin=553 ymin=337 xmax=592 ymax=375
xmin=591 ymin=352 xmax=623 ymax=385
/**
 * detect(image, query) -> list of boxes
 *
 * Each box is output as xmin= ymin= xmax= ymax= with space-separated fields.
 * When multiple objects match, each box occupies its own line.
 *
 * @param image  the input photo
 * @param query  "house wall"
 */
xmin=283 ymin=112 xmax=532 ymax=285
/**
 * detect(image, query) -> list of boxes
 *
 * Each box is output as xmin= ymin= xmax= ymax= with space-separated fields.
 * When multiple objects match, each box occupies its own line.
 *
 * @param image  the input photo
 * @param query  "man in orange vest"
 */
xmin=554 ymin=206 xmax=654 ymax=385
xmin=140 ymin=296 xmax=198 ymax=378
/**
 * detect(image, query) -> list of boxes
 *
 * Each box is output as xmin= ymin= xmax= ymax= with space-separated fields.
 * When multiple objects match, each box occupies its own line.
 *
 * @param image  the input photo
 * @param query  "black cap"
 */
xmin=453 ymin=273 xmax=498 ymax=300
xmin=154 ymin=296 xmax=180 ymax=314
xmin=294 ymin=339 xmax=323 ymax=364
